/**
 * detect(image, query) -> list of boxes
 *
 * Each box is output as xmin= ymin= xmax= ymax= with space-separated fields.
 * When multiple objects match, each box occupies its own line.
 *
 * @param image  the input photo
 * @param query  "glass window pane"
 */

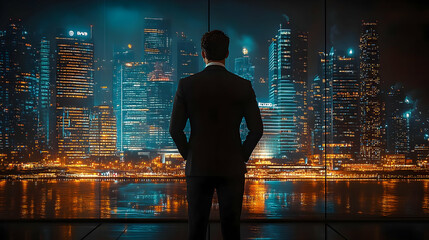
xmin=326 ymin=0 xmax=429 ymax=226
xmin=0 ymin=0 xmax=206 ymax=220
xmin=211 ymin=0 xmax=325 ymax=222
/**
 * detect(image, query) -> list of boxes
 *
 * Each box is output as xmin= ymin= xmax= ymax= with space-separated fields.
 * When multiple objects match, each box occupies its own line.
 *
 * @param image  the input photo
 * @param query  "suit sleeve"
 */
xmin=169 ymin=79 xmax=189 ymax=160
xmin=242 ymin=81 xmax=264 ymax=162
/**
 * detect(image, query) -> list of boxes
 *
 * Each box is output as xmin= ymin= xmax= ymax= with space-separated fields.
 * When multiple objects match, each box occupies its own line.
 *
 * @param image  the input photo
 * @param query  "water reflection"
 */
xmin=0 ymin=179 xmax=428 ymax=219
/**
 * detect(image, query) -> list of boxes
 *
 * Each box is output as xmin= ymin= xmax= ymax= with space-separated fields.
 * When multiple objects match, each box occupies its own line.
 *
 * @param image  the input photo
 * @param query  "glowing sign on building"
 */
xmin=77 ymin=31 xmax=88 ymax=36
xmin=258 ymin=102 xmax=273 ymax=107
xmin=68 ymin=30 xmax=88 ymax=37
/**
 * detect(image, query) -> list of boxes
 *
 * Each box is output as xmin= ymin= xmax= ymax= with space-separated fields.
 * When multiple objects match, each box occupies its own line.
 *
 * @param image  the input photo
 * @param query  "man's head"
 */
xmin=201 ymin=30 xmax=229 ymax=64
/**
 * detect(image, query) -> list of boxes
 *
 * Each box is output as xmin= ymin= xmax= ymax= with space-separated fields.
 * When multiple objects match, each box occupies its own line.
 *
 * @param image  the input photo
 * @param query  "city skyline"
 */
xmin=1 ymin=0 xmax=426 ymax=102
xmin=0 ymin=2 xmax=427 ymax=240
xmin=0 ymin=2 xmax=428 ymax=170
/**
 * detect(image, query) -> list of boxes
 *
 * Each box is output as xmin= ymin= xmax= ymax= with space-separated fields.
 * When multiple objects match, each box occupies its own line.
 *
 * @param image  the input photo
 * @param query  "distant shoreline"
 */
xmin=1 ymin=176 xmax=429 ymax=181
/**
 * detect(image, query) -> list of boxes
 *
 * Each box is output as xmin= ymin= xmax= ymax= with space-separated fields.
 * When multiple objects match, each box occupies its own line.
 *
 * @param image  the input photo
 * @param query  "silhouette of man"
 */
xmin=169 ymin=30 xmax=263 ymax=240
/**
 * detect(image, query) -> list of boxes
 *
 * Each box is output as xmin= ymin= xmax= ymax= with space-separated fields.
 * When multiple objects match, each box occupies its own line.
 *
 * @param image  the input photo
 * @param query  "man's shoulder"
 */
xmin=223 ymin=71 xmax=253 ymax=90
xmin=179 ymin=69 xmax=206 ymax=83
xmin=179 ymin=71 xmax=203 ymax=82
xmin=228 ymin=72 xmax=252 ymax=85
xmin=180 ymin=68 xmax=251 ymax=86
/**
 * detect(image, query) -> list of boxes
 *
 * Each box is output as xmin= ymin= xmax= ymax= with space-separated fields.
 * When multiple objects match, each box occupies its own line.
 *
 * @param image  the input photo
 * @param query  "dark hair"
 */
xmin=201 ymin=30 xmax=229 ymax=61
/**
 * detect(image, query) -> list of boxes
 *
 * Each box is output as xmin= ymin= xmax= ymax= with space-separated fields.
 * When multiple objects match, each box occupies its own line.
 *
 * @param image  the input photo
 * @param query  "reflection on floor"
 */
xmin=0 ymin=222 xmax=428 ymax=240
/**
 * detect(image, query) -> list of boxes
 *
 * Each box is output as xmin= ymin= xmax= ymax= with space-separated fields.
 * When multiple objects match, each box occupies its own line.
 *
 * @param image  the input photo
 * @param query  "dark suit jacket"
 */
xmin=169 ymin=65 xmax=263 ymax=176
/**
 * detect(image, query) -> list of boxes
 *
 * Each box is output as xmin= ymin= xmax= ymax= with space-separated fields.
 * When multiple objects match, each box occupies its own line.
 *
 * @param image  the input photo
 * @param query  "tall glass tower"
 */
xmin=89 ymin=105 xmax=117 ymax=160
xmin=330 ymin=48 xmax=360 ymax=168
xmin=293 ymin=31 xmax=310 ymax=158
xmin=177 ymin=32 xmax=198 ymax=140
xmin=359 ymin=20 xmax=382 ymax=163
xmin=311 ymin=51 xmax=333 ymax=165
xmin=39 ymin=37 xmax=54 ymax=158
xmin=251 ymin=102 xmax=279 ymax=159
xmin=385 ymin=84 xmax=409 ymax=155
xmin=55 ymin=28 xmax=94 ymax=162
xmin=177 ymin=32 xmax=199 ymax=83
xmin=0 ymin=19 xmax=39 ymax=162
xmin=310 ymin=75 xmax=321 ymax=162
xmin=113 ymin=61 xmax=150 ymax=152
xmin=143 ymin=17 xmax=174 ymax=150
xmin=144 ymin=17 xmax=172 ymax=72
xmin=268 ymin=15 xmax=298 ymax=159
xmin=112 ymin=44 xmax=135 ymax=114
xmin=146 ymin=64 xmax=174 ymax=149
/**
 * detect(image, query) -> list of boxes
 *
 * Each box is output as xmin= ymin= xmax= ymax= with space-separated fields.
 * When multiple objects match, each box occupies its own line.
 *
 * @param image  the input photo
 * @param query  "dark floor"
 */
xmin=0 ymin=222 xmax=428 ymax=240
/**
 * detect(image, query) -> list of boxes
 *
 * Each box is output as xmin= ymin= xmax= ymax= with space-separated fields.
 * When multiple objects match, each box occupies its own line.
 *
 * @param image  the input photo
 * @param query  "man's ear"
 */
xmin=225 ymin=50 xmax=229 ymax=59
xmin=201 ymin=50 xmax=206 ymax=59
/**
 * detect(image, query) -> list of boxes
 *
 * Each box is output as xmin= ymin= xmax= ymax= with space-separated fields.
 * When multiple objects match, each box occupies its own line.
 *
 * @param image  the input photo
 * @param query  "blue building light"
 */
xmin=405 ymin=96 xmax=412 ymax=104
xmin=348 ymin=48 xmax=353 ymax=55
xmin=404 ymin=111 xmax=411 ymax=118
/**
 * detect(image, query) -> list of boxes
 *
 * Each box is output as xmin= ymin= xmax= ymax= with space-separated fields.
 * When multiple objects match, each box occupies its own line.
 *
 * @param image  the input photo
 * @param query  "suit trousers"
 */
xmin=186 ymin=175 xmax=245 ymax=240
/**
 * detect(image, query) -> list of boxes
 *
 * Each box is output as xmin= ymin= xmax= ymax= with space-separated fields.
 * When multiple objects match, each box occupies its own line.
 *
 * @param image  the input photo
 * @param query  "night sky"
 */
xmin=1 ymin=0 xmax=427 ymax=106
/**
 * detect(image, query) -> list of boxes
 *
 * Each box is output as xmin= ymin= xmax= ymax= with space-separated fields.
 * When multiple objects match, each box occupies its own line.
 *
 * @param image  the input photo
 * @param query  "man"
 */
xmin=169 ymin=30 xmax=263 ymax=240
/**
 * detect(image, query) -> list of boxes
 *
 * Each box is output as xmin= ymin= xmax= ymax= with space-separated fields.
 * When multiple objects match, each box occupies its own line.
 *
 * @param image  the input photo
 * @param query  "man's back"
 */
xmin=169 ymin=64 xmax=263 ymax=176
xmin=170 ymin=30 xmax=263 ymax=240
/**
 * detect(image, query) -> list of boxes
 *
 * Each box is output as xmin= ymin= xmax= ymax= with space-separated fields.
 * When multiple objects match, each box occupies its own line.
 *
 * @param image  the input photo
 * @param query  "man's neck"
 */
xmin=207 ymin=59 xmax=225 ymax=65
xmin=205 ymin=61 xmax=225 ymax=68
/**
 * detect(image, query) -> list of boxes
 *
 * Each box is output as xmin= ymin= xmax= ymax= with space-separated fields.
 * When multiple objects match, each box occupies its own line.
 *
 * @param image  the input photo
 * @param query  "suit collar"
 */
xmin=203 ymin=65 xmax=227 ymax=71
xmin=205 ymin=61 xmax=225 ymax=68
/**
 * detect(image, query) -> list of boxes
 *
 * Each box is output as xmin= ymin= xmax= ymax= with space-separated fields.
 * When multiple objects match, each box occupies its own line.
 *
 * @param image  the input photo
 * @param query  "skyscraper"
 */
xmin=177 ymin=32 xmax=198 ymax=139
xmin=268 ymin=38 xmax=278 ymax=102
xmin=146 ymin=64 xmax=174 ymax=149
xmin=330 ymin=48 xmax=360 ymax=168
xmin=311 ymin=50 xmax=334 ymax=166
xmin=0 ymin=19 xmax=39 ymax=162
xmin=113 ymin=61 xmax=149 ymax=152
xmin=252 ymin=102 xmax=279 ymax=159
xmin=112 ymin=45 xmax=135 ymax=156
xmin=94 ymin=57 xmax=112 ymax=106
xmin=407 ymin=101 xmax=428 ymax=161
xmin=293 ymin=31 xmax=310 ymax=158
xmin=312 ymin=48 xmax=360 ymax=168
xmin=177 ymin=32 xmax=199 ymax=83
xmin=112 ymin=44 xmax=136 ymax=111
xmin=359 ymin=20 xmax=382 ymax=162
xmin=268 ymin=15 xmax=298 ymax=159
xmin=252 ymin=56 xmax=269 ymax=102
xmin=55 ymin=28 xmax=94 ymax=162
xmin=144 ymin=17 xmax=174 ymax=150
xmin=310 ymin=74 xmax=323 ymax=159
xmin=38 ymin=37 xmax=55 ymax=158
xmin=144 ymin=17 xmax=172 ymax=72
xmin=89 ymin=105 xmax=117 ymax=160
xmin=385 ymin=84 xmax=409 ymax=155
